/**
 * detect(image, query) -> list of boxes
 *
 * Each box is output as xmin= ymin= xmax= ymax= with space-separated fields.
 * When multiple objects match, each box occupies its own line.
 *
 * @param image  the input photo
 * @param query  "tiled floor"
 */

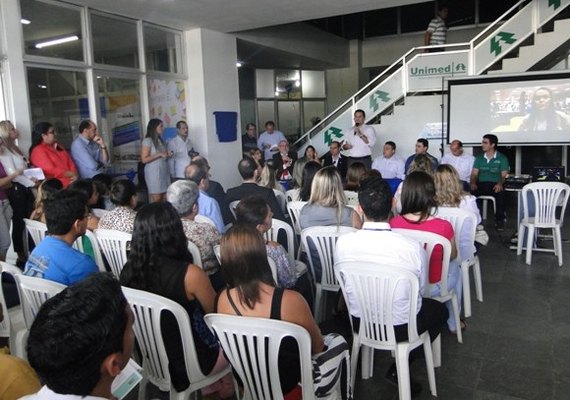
xmin=345 ymin=204 xmax=570 ymax=400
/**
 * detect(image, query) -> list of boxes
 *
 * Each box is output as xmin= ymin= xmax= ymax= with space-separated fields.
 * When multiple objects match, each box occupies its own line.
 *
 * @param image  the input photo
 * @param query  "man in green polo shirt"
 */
xmin=470 ymin=134 xmax=510 ymax=230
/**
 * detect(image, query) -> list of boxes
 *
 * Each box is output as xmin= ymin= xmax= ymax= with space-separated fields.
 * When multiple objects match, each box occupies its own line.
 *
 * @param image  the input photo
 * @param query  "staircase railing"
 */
xmin=293 ymin=0 xmax=570 ymax=153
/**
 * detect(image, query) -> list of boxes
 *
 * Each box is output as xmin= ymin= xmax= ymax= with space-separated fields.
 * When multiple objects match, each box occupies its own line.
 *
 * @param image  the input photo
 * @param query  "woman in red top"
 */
xmin=390 ymin=171 xmax=464 ymax=333
xmin=29 ymin=122 xmax=77 ymax=188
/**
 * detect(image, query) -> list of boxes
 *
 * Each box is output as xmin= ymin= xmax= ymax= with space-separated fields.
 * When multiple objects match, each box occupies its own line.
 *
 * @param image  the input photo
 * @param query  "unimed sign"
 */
xmin=407 ymin=51 xmax=469 ymax=91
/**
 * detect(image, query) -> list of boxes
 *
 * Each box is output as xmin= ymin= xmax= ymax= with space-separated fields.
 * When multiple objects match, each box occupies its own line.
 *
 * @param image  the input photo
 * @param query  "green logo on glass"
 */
xmin=410 ymin=62 xmax=467 ymax=76
xmin=549 ymin=0 xmax=561 ymax=10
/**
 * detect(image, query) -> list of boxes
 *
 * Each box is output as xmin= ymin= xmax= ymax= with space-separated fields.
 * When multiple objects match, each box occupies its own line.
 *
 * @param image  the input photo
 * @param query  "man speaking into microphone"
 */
xmin=341 ymin=109 xmax=377 ymax=169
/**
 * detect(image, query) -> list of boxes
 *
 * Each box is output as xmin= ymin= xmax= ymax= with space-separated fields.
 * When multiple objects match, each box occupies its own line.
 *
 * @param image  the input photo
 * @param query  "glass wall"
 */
xmin=91 ymin=13 xmax=139 ymax=68
xmin=19 ymin=0 xmax=185 ymax=175
xmin=254 ymin=68 xmax=327 ymax=141
xmin=27 ymin=67 xmax=88 ymax=147
xmin=21 ymin=0 xmax=83 ymax=61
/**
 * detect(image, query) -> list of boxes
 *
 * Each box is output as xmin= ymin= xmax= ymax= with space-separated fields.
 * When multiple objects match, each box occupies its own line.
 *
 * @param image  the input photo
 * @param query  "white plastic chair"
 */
xmin=187 ymin=240 xmax=203 ymax=268
xmin=436 ymin=207 xmax=482 ymax=318
xmin=92 ymin=208 xmax=109 ymax=219
xmin=122 ymin=287 xmax=232 ymax=400
xmin=204 ymin=314 xmax=318 ymax=400
xmin=335 ymin=261 xmax=438 ymax=399
xmin=23 ymin=218 xmax=48 ymax=247
xmin=344 ymin=190 xmax=359 ymax=206
xmin=301 ymin=226 xmax=356 ymax=322
xmin=286 ymin=188 xmax=299 ymax=202
xmin=195 ymin=214 xmax=216 ymax=227
xmin=517 ymin=182 xmax=570 ymax=266
xmin=74 ymin=230 xmax=107 ymax=272
xmin=94 ymin=229 xmax=132 ymax=278
xmin=0 ymin=262 xmax=25 ymax=358
xmin=263 ymin=218 xmax=307 ymax=278
xmin=476 ymin=195 xmax=496 ymax=220
xmin=14 ymin=274 xmax=65 ymax=336
xmin=393 ymin=228 xmax=463 ymax=344
xmin=286 ymin=201 xmax=307 ymax=259
xmin=274 ymin=189 xmax=287 ymax=214
xmin=229 ymin=200 xmax=240 ymax=220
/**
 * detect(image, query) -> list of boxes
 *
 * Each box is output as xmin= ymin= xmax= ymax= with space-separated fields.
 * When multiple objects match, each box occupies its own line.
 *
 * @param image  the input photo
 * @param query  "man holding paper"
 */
xmin=71 ymin=120 xmax=110 ymax=178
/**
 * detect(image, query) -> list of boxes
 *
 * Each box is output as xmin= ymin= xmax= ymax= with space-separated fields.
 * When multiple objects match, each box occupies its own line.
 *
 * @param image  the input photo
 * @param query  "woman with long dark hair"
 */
xmin=140 ymin=118 xmax=171 ymax=202
xmin=298 ymin=161 xmax=322 ymax=201
xmin=120 ymin=203 xmax=233 ymax=398
xmin=217 ymin=225 xmax=349 ymax=399
xmin=29 ymin=122 xmax=77 ymax=188
xmin=390 ymin=171 xmax=464 ymax=334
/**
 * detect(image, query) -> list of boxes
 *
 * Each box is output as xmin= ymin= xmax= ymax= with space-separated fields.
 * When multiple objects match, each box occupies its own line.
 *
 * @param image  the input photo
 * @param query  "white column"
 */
xmin=0 ymin=0 xmax=32 ymax=151
xmin=184 ymin=28 xmax=242 ymax=190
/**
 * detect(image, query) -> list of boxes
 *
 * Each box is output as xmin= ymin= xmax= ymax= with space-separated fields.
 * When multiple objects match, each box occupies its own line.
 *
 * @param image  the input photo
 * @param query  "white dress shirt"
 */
xmin=342 ymin=124 xmax=376 ymax=157
xmin=335 ymin=221 xmax=427 ymax=324
xmin=440 ymin=152 xmax=475 ymax=183
xmin=372 ymin=154 xmax=405 ymax=179
xmin=167 ymin=135 xmax=192 ymax=179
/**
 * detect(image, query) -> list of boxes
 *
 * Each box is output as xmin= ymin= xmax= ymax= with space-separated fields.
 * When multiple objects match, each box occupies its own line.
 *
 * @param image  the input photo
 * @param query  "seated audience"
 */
xmin=320 ymin=141 xmax=348 ymax=181
xmin=440 ymin=140 xmax=474 ymax=191
xmin=98 ymin=179 xmax=137 ymax=233
xmin=234 ymin=196 xmax=297 ymax=288
xmin=299 ymin=145 xmax=321 ymax=165
xmin=217 ymin=225 xmax=349 ymax=400
xmin=24 ymin=273 xmax=133 ymax=400
xmin=298 ymin=161 xmax=322 ymax=202
xmin=191 ymin=156 xmax=225 ymax=208
xmin=299 ymin=166 xmax=362 ymax=230
xmin=185 ymin=164 xmax=226 ymax=233
xmin=371 ymin=140 xmax=405 ymax=179
xmin=272 ymin=139 xmax=297 ymax=182
xmin=24 ymin=190 xmax=98 ymax=285
xmin=69 ymin=179 xmax=100 ymax=231
xmin=291 ymin=156 xmax=307 ymax=190
xmin=390 ymin=171 xmax=464 ymax=334
xmin=394 ymin=153 xmax=436 ymax=214
xmin=434 ymin=164 xmax=481 ymax=257
xmin=166 ymin=180 xmax=223 ymax=291
xmin=29 ymin=122 xmax=77 ymax=188
xmin=92 ymin=173 xmax=114 ymax=210
xmin=29 ymin=179 xmax=63 ymax=222
xmin=224 ymin=157 xmax=287 ymax=224
xmin=344 ymin=161 xmax=367 ymax=191
xmin=248 ymin=147 xmax=264 ymax=178
xmin=335 ymin=177 xmax=448 ymax=396
xmin=404 ymin=138 xmax=439 ymax=174
xmin=259 ymin=163 xmax=284 ymax=193
xmin=120 ymin=203 xmax=233 ymax=398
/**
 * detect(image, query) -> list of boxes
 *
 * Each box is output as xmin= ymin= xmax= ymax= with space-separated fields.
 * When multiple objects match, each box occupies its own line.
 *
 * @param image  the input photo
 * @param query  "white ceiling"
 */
xmin=62 ymin=0 xmax=425 ymax=32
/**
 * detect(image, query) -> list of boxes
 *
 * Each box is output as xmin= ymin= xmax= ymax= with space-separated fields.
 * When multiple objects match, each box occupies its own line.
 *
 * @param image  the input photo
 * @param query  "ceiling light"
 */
xmin=35 ymin=35 xmax=79 ymax=49
xmin=37 ymin=84 xmax=47 ymax=89
xmin=236 ymin=61 xmax=243 ymax=68
xmin=21 ymin=19 xmax=31 ymax=25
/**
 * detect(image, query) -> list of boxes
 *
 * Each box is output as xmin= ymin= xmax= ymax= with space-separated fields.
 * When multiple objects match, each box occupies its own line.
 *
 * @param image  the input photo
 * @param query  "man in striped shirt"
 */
xmin=424 ymin=6 xmax=448 ymax=51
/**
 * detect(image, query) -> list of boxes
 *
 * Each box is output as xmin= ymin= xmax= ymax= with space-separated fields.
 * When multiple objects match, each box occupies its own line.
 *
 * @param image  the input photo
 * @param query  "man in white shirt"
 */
xmin=372 ymin=141 xmax=405 ymax=179
xmin=167 ymin=121 xmax=193 ymax=180
xmin=335 ymin=177 xmax=448 ymax=394
xmin=440 ymin=139 xmax=475 ymax=190
xmin=257 ymin=120 xmax=286 ymax=161
xmin=23 ymin=273 xmax=135 ymax=400
xmin=341 ymin=109 xmax=377 ymax=169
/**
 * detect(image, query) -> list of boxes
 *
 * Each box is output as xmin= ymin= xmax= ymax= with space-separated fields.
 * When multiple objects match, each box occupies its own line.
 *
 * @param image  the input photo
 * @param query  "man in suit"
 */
xmin=320 ymin=140 xmax=348 ymax=180
xmin=223 ymin=157 xmax=287 ymax=224
xmin=272 ymin=139 xmax=297 ymax=181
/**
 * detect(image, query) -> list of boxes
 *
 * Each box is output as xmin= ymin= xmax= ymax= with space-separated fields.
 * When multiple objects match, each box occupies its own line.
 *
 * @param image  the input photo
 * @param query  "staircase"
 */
xmin=293 ymin=0 xmax=570 ymax=156
xmin=490 ymin=18 xmax=570 ymax=74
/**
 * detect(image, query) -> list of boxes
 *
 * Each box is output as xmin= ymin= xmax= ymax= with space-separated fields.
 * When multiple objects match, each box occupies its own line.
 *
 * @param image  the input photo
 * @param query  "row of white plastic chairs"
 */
xmin=0 ymin=257 xmax=438 ymax=400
